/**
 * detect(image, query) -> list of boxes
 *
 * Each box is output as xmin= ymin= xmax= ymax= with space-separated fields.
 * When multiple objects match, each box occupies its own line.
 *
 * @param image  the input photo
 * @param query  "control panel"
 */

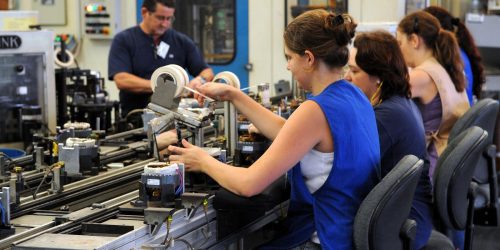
xmin=80 ymin=0 xmax=122 ymax=39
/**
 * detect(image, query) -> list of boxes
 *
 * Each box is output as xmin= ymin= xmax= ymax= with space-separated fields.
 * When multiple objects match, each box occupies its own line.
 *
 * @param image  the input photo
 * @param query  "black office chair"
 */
xmin=426 ymin=126 xmax=489 ymax=250
xmin=353 ymin=155 xmax=424 ymax=250
xmin=449 ymin=98 xmax=500 ymax=226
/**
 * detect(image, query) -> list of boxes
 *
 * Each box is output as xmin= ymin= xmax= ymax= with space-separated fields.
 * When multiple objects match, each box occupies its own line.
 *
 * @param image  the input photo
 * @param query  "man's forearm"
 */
xmin=114 ymin=72 xmax=153 ymax=93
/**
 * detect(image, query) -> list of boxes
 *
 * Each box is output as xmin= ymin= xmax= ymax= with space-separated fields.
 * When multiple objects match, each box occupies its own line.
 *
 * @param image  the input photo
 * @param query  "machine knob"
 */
xmin=15 ymin=65 xmax=24 ymax=73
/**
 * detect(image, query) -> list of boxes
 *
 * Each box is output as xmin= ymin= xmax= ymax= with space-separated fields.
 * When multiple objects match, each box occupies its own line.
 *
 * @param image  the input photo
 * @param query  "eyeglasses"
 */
xmin=151 ymin=13 xmax=175 ymax=22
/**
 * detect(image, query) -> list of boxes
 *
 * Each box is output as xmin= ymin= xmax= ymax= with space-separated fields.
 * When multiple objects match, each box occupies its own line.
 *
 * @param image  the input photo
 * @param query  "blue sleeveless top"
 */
xmin=460 ymin=49 xmax=474 ymax=105
xmin=261 ymin=80 xmax=381 ymax=250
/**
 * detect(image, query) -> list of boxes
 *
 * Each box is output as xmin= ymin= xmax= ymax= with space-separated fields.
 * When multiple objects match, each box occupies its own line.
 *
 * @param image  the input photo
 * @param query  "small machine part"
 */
xmin=0 ymin=155 xmax=7 ymax=180
xmin=56 ymin=122 xmax=92 ymax=144
xmin=181 ymin=192 xmax=211 ymax=219
xmin=257 ymin=83 xmax=271 ymax=108
xmin=19 ymin=106 xmax=43 ymax=148
xmin=234 ymin=117 xmax=270 ymax=166
xmin=138 ymin=162 xmax=184 ymax=208
xmin=0 ymin=187 xmax=14 ymax=237
xmin=142 ymin=109 xmax=157 ymax=132
xmin=212 ymin=71 xmax=240 ymax=156
xmin=143 ymin=207 xmax=175 ymax=236
xmin=58 ymin=138 xmax=99 ymax=176
xmin=34 ymin=146 xmax=44 ymax=170
xmin=9 ymin=166 xmax=24 ymax=204
xmin=63 ymin=122 xmax=91 ymax=130
xmin=49 ymin=165 xmax=65 ymax=194
xmin=55 ymin=68 xmax=119 ymax=132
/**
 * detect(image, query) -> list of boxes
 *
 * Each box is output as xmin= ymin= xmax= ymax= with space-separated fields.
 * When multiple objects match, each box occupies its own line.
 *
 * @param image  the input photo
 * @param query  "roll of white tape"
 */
xmin=150 ymin=64 xmax=188 ymax=98
xmin=54 ymin=47 xmax=75 ymax=68
xmin=213 ymin=71 xmax=241 ymax=89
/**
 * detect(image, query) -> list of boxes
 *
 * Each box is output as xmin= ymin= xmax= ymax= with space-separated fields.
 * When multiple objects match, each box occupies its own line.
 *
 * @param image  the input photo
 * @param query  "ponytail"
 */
xmin=456 ymin=22 xmax=485 ymax=98
xmin=424 ymin=6 xmax=485 ymax=98
xmin=434 ymin=29 xmax=465 ymax=92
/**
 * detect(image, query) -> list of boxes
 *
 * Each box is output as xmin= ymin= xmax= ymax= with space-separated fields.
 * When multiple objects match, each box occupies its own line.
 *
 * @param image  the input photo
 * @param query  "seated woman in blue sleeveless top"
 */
xmin=346 ymin=30 xmax=433 ymax=250
xmin=167 ymin=9 xmax=380 ymax=250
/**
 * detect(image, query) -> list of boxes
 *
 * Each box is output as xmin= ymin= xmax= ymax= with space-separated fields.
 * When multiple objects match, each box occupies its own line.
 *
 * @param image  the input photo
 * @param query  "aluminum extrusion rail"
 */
xmin=11 ymin=158 xmax=155 ymax=218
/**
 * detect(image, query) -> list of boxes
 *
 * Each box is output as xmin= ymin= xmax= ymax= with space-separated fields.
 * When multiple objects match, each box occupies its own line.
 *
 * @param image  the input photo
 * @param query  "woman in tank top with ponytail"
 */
xmin=396 ymin=11 xmax=470 ymax=180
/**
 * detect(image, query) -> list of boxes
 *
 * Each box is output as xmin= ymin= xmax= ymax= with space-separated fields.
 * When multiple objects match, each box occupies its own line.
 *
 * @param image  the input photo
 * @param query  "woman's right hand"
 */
xmin=195 ymin=82 xmax=236 ymax=105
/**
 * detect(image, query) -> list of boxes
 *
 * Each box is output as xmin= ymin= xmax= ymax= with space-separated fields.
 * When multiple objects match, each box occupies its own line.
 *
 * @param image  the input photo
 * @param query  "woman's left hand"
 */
xmin=168 ymin=139 xmax=211 ymax=172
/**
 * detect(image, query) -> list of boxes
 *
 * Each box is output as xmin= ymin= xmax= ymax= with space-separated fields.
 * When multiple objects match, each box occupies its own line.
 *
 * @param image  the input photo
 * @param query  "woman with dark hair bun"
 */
xmin=168 ymin=9 xmax=380 ymax=249
xmin=346 ymin=30 xmax=432 ymax=250
xmin=397 ymin=11 xmax=470 ymax=179
xmin=424 ymin=6 xmax=486 ymax=105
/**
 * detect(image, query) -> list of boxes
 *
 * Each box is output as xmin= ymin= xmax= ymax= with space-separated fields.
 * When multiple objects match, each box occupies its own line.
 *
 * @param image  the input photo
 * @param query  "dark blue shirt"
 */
xmin=375 ymin=95 xmax=433 ymax=249
xmin=108 ymin=26 xmax=209 ymax=115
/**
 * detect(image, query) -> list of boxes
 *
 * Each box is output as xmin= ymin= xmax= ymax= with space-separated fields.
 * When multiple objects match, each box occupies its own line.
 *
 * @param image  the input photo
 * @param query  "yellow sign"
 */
xmin=2 ymin=17 xmax=37 ymax=31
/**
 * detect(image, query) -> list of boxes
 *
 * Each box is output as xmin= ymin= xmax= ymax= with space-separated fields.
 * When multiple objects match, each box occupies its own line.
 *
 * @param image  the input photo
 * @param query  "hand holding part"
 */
xmin=195 ymin=82 xmax=235 ymax=104
xmin=168 ymin=139 xmax=210 ymax=172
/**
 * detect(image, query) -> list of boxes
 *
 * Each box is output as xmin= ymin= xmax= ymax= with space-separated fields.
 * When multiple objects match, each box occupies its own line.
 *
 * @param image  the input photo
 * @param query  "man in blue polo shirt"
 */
xmin=108 ymin=0 xmax=214 ymax=116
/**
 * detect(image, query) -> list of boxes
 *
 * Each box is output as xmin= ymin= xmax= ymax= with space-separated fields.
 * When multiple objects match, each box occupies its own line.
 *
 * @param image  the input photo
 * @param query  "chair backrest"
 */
xmin=449 ymin=98 xmax=499 ymax=183
xmin=434 ymin=126 xmax=489 ymax=229
xmin=353 ymin=155 xmax=424 ymax=250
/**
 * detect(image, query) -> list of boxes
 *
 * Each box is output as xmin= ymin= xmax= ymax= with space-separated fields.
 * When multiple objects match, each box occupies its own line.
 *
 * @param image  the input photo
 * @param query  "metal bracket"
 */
xmin=181 ymin=192 xmax=210 ymax=219
xmin=144 ymin=207 xmax=175 ymax=236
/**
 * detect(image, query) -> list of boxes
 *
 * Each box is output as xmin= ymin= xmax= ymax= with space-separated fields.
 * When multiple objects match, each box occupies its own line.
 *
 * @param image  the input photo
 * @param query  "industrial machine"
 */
xmin=0 ymin=30 xmax=56 ymax=148
xmin=0 ymin=63 xmax=289 ymax=249
xmin=55 ymin=68 xmax=119 ymax=132
xmin=144 ymin=64 xmax=240 ymax=156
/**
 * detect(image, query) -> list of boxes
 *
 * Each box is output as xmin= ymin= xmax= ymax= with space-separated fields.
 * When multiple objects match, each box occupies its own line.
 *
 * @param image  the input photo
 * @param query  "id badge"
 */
xmin=157 ymin=41 xmax=170 ymax=59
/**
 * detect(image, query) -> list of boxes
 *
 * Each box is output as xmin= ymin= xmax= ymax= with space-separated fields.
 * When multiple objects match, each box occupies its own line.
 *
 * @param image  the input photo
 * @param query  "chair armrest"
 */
xmin=400 ymin=219 xmax=417 ymax=250
xmin=486 ymin=145 xmax=498 ymax=205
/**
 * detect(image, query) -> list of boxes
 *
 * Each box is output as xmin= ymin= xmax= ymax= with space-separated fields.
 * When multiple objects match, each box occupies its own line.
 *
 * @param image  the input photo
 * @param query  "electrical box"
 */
xmin=80 ymin=0 xmax=122 ymax=39
xmin=31 ymin=0 xmax=66 ymax=26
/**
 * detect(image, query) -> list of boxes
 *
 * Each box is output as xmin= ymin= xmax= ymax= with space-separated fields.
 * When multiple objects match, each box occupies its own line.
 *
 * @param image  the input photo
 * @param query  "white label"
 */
xmin=157 ymin=41 xmax=170 ymax=59
xmin=239 ymin=124 xmax=249 ymax=130
xmin=466 ymin=13 xmax=485 ymax=23
xmin=242 ymin=145 xmax=253 ymax=152
xmin=147 ymin=178 xmax=160 ymax=186
xmin=17 ymin=86 xmax=28 ymax=95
